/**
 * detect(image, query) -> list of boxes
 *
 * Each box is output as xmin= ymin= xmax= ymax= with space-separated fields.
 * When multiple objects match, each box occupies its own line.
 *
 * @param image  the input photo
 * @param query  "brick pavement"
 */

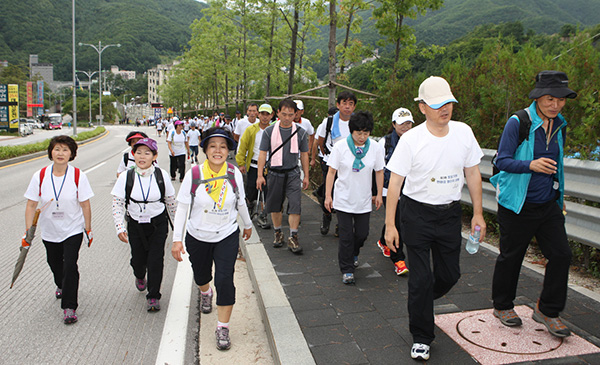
xmin=252 ymin=192 xmax=600 ymax=364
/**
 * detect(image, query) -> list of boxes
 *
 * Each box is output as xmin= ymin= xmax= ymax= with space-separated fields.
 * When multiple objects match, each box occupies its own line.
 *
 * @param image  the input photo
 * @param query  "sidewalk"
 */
xmin=240 ymin=192 xmax=600 ymax=364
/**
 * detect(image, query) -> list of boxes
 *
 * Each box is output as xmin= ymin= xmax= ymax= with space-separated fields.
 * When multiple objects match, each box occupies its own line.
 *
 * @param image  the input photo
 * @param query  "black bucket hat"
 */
xmin=528 ymin=70 xmax=577 ymax=99
xmin=200 ymin=128 xmax=237 ymax=150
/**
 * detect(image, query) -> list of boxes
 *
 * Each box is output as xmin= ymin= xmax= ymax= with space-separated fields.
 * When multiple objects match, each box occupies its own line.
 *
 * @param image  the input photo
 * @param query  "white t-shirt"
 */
xmin=187 ymin=129 xmax=201 ymax=147
xmin=167 ymin=130 xmax=188 ymax=156
xmin=234 ymin=118 xmax=256 ymax=138
xmin=251 ymin=128 xmax=266 ymax=168
xmin=327 ymin=138 xmax=385 ymax=214
xmin=176 ymin=165 xmax=249 ymax=242
xmin=24 ymin=164 xmax=95 ymax=242
xmin=386 ymin=121 xmax=483 ymax=205
xmin=111 ymin=168 xmax=175 ymax=221
xmin=296 ymin=117 xmax=314 ymax=136
xmin=317 ymin=117 xmax=350 ymax=162
xmin=117 ymin=149 xmax=135 ymax=175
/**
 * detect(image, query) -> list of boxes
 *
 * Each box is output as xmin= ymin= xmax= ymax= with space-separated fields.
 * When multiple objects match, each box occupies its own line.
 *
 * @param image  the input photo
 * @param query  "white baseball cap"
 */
xmin=392 ymin=108 xmax=414 ymax=124
xmin=414 ymin=76 xmax=458 ymax=109
xmin=294 ymin=100 xmax=304 ymax=110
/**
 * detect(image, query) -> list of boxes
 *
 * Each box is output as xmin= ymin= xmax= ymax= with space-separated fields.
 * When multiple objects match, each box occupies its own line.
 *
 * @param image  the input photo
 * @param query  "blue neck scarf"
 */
xmin=347 ymin=134 xmax=370 ymax=171
xmin=331 ymin=111 xmax=341 ymax=140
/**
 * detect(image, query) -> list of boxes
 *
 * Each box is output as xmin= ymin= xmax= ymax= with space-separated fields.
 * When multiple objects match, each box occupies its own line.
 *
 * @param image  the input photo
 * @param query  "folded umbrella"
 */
xmin=10 ymin=200 xmax=52 ymax=289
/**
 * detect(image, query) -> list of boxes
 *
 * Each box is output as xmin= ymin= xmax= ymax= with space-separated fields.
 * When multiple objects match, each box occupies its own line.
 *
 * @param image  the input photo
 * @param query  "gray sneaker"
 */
xmin=288 ymin=234 xmax=303 ymax=254
xmin=216 ymin=326 xmax=231 ymax=350
xmin=493 ymin=308 xmax=522 ymax=327
xmin=257 ymin=213 xmax=271 ymax=229
xmin=147 ymin=298 xmax=161 ymax=312
xmin=273 ymin=231 xmax=285 ymax=248
xmin=201 ymin=290 xmax=213 ymax=314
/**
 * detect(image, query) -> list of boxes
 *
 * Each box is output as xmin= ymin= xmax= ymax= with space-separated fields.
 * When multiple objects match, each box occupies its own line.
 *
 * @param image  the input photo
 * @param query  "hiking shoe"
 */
xmin=55 ymin=287 xmax=62 ymax=299
xmin=257 ymin=213 xmax=271 ymax=229
xmin=147 ymin=298 xmax=161 ymax=312
xmin=320 ymin=213 xmax=331 ymax=235
xmin=63 ymin=309 xmax=78 ymax=324
xmin=201 ymin=290 xmax=213 ymax=314
xmin=288 ymin=234 xmax=303 ymax=254
xmin=376 ymin=239 xmax=391 ymax=258
xmin=273 ymin=231 xmax=285 ymax=248
xmin=135 ymin=277 xmax=147 ymax=291
xmin=334 ymin=224 xmax=339 ymax=237
xmin=394 ymin=261 xmax=409 ymax=276
xmin=353 ymin=256 xmax=359 ymax=268
xmin=342 ymin=273 xmax=355 ymax=285
xmin=411 ymin=343 xmax=430 ymax=360
xmin=493 ymin=308 xmax=522 ymax=327
xmin=216 ymin=326 xmax=231 ymax=350
xmin=532 ymin=303 xmax=570 ymax=337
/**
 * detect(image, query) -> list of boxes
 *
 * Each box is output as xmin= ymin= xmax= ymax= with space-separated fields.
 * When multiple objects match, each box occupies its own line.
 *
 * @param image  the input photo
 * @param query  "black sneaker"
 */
xmin=320 ymin=213 xmax=331 ymax=235
xmin=63 ymin=309 xmax=78 ymax=324
xmin=257 ymin=213 xmax=271 ymax=229
xmin=273 ymin=231 xmax=284 ymax=248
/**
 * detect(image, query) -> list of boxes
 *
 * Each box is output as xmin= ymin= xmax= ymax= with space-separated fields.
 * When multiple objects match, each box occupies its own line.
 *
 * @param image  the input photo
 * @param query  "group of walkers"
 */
xmin=23 ymin=70 xmax=577 ymax=360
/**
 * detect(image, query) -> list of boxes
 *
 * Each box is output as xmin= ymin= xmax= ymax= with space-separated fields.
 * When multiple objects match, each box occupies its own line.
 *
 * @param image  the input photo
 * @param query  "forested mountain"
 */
xmin=0 ymin=0 xmax=207 ymax=80
xmin=1 ymin=0 xmax=599 ymax=81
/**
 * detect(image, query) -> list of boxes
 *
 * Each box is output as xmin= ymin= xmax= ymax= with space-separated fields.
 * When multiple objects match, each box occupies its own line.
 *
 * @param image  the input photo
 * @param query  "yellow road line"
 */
xmin=0 ymin=129 xmax=110 ymax=170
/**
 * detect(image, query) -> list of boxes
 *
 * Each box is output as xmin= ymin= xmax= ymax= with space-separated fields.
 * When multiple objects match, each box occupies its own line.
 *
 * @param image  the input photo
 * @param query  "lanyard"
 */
xmin=137 ymin=173 xmax=152 ymax=208
xmin=51 ymin=165 xmax=67 ymax=209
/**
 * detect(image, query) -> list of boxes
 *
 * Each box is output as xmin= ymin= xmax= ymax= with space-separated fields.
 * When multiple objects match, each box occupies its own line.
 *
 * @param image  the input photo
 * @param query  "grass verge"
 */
xmin=0 ymin=127 xmax=106 ymax=160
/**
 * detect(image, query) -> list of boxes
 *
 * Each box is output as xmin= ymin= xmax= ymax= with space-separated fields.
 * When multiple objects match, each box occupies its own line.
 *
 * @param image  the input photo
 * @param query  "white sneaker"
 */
xmin=411 ymin=343 xmax=430 ymax=360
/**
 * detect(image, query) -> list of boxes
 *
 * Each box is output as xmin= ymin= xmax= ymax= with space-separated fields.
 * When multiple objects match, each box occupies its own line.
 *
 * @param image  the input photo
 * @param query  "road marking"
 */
xmin=84 ymin=161 xmax=106 ymax=174
xmin=155 ymin=254 xmax=194 ymax=365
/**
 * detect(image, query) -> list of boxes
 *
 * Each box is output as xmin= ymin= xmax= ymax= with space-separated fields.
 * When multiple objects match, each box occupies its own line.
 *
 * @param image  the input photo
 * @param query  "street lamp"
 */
xmin=78 ymin=41 xmax=120 ymax=125
xmin=76 ymin=70 xmax=98 ymax=126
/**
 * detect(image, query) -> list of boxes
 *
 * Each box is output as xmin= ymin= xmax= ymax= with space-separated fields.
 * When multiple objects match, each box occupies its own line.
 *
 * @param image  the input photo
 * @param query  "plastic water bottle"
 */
xmin=466 ymin=225 xmax=481 ymax=254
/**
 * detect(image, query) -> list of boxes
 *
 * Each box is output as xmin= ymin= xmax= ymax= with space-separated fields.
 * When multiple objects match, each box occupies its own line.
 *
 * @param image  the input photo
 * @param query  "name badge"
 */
xmin=52 ymin=211 xmax=65 ymax=220
xmin=206 ymin=209 xmax=229 ymax=225
xmin=352 ymin=168 xmax=360 ymax=172
xmin=138 ymin=214 xmax=151 ymax=224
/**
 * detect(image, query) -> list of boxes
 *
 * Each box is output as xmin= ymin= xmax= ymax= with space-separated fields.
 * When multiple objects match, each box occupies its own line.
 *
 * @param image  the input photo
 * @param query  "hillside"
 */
xmin=310 ymin=0 xmax=600 ymax=77
xmin=0 ymin=0 xmax=207 ymax=80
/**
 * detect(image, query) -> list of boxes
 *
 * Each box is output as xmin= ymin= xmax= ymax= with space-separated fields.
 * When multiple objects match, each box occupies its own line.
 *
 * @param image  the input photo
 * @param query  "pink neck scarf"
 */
xmin=270 ymin=121 xmax=298 ymax=167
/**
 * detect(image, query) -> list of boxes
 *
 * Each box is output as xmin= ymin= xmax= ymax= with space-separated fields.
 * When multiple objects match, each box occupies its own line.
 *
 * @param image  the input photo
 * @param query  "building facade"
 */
xmin=147 ymin=60 xmax=180 ymax=105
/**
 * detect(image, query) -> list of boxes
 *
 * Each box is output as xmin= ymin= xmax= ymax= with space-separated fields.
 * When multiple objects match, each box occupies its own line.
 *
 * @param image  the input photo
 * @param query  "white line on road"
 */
xmin=155 ymin=254 xmax=194 ymax=365
xmin=84 ymin=161 xmax=106 ymax=174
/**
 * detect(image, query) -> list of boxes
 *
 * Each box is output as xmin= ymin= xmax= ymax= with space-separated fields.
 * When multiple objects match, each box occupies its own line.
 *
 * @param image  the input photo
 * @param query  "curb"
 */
xmin=239 ymin=226 xmax=316 ymax=365
xmin=0 ymin=129 xmax=108 ymax=168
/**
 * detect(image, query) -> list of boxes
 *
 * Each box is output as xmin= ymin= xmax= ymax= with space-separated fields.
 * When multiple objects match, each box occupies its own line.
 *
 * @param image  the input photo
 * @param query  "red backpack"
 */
xmin=39 ymin=166 xmax=80 ymax=197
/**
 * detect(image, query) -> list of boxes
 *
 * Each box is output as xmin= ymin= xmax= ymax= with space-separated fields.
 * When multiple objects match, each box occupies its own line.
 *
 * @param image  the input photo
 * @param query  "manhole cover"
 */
xmin=456 ymin=311 xmax=562 ymax=354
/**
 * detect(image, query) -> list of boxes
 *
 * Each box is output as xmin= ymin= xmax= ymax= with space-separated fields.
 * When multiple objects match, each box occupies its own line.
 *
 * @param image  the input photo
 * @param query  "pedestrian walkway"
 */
xmin=241 ymin=192 xmax=600 ymax=364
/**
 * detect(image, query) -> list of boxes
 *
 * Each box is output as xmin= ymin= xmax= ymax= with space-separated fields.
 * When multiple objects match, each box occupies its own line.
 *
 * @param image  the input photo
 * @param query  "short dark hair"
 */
xmin=337 ymin=91 xmax=357 ymax=105
xmin=48 ymin=135 xmax=78 ymax=161
xmin=247 ymin=103 xmax=258 ymax=112
xmin=278 ymin=98 xmax=297 ymax=112
xmin=349 ymin=111 xmax=374 ymax=133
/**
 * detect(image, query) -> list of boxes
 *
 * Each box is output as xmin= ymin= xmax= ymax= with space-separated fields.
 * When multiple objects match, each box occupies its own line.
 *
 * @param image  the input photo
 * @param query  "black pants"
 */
xmin=337 ymin=211 xmax=370 ymax=274
xmin=189 ymin=146 xmax=199 ymax=161
xmin=43 ymin=233 xmax=83 ymax=310
xmin=492 ymin=201 xmax=571 ymax=317
xmin=128 ymin=212 xmax=169 ymax=300
xmin=185 ymin=229 xmax=240 ymax=306
xmin=378 ymin=196 xmax=406 ymax=262
xmin=401 ymin=196 xmax=462 ymax=345
xmin=170 ymin=154 xmax=186 ymax=180
xmin=246 ymin=166 xmax=266 ymax=205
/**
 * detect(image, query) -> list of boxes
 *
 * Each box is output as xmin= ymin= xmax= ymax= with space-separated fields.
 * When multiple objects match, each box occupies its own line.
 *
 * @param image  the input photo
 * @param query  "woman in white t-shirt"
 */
xmin=167 ymin=120 xmax=189 ymax=182
xmin=187 ymin=123 xmax=201 ymax=164
xmin=111 ymin=138 xmax=176 ymax=312
xmin=324 ymin=111 xmax=384 ymax=285
xmin=116 ymin=131 xmax=148 ymax=177
xmin=24 ymin=135 xmax=94 ymax=325
xmin=171 ymin=128 xmax=252 ymax=351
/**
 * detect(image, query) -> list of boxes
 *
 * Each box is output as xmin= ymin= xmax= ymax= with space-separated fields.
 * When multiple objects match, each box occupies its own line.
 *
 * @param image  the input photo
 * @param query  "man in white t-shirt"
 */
xmin=384 ymin=76 xmax=486 ymax=361
xmin=293 ymin=100 xmax=315 ymax=154
xmin=233 ymin=103 xmax=258 ymax=142
xmin=315 ymin=91 xmax=356 ymax=236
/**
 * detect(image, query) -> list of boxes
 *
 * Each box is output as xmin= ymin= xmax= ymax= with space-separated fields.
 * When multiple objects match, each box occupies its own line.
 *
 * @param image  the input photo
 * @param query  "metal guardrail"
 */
xmin=461 ymin=149 xmax=600 ymax=250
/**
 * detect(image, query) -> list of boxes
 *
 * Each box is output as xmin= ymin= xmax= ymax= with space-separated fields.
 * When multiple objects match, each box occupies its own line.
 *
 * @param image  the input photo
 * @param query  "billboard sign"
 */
xmin=27 ymin=82 xmax=33 ymax=117
xmin=8 ymin=84 xmax=19 ymax=129
xmin=37 ymin=81 xmax=44 ymax=116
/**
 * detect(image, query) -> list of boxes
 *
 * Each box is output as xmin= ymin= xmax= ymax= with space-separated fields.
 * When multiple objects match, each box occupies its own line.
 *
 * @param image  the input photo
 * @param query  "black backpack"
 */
xmin=124 ymin=168 xmax=173 ymax=228
xmin=491 ymin=109 xmax=532 ymax=176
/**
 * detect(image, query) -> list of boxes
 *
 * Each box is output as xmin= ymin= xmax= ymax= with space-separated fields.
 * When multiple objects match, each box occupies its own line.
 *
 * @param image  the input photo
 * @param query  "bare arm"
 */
xmin=25 ymin=199 xmax=38 ymax=230
xmin=80 ymin=200 xmax=92 ymax=232
xmin=300 ymin=151 xmax=309 ymax=189
xmin=256 ymin=150 xmax=268 ymax=190
xmin=324 ymin=166 xmax=336 ymax=212
xmin=384 ymin=172 xmax=405 ymax=252
xmin=464 ymin=165 xmax=486 ymax=241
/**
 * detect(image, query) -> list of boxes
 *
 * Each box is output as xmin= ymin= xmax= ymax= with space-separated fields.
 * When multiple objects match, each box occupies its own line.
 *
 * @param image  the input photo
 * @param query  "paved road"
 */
xmin=0 ymin=126 xmax=97 ymax=147
xmin=0 ymin=125 xmax=198 ymax=364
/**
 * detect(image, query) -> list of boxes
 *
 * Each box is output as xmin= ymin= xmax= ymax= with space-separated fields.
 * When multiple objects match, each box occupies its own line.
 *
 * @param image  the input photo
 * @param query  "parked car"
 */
xmin=18 ymin=119 xmax=33 ymax=136
xmin=27 ymin=118 xmax=42 ymax=129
